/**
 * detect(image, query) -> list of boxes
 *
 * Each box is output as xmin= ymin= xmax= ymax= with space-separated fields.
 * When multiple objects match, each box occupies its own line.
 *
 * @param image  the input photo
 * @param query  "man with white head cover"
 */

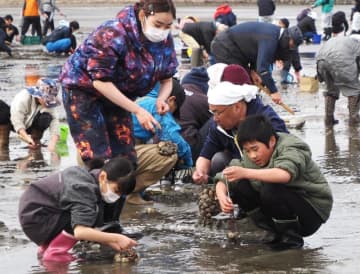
xmin=192 ymin=63 xmax=288 ymax=185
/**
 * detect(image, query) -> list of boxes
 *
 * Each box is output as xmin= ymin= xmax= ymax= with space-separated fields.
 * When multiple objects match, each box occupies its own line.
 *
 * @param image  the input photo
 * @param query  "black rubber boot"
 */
xmin=322 ymin=28 xmax=331 ymax=41
xmin=0 ymin=124 xmax=10 ymax=150
xmin=246 ymin=208 xmax=274 ymax=231
xmin=0 ymin=124 xmax=10 ymax=161
xmin=348 ymin=96 xmax=360 ymax=126
xmin=268 ymin=217 xmax=304 ymax=251
xmin=246 ymin=208 xmax=280 ymax=244
xmin=324 ymin=96 xmax=339 ymax=126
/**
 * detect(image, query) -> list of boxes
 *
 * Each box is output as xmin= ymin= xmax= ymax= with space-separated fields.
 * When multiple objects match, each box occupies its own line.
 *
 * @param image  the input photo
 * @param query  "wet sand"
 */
xmin=1 ymin=4 xmax=360 ymax=274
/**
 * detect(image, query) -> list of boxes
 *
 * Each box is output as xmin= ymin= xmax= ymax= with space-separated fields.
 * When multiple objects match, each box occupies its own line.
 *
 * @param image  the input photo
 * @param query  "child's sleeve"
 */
xmin=213 ymin=158 xmax=243 ymax=184
xmin=273 ymin=148 xmax=308 ymax=183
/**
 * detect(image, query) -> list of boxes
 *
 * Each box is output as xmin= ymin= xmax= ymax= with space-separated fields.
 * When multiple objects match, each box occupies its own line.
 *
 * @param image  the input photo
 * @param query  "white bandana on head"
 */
xmin=207 ymin=63 xmax=227 ymax=90
xmin=208 ymin=81 xmax=259 ymax=105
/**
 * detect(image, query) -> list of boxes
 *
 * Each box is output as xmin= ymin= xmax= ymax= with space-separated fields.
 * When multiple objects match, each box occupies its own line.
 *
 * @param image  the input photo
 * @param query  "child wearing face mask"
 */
xmin=18 ymin=156 xmax=138 ymax=263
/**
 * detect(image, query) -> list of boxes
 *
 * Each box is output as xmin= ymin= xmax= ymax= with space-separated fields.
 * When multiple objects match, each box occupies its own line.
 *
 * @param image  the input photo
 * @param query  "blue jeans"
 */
xmin=46 ymin=38 xmax=71 ymax=53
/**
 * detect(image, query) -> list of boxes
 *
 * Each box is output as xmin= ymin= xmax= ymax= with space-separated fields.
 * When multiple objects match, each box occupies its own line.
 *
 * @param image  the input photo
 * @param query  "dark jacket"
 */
xmin=0 ymin=17 xmax=4 ymax=29
xmin=42 ymin=25 xmax=72 ymax=45
xmin=257 ymin=0 xmax=276 ymax=16
xmin=289 ymin=49 xmax=302 ymax=72
xmin=296 ymin=8 xmax=311 ymax=22
xmin=182 ymin=22 xmax=216 ymax=54
xmin=211 ymin=22 xmax=284 ymax=93
xmin=18 ymin=167 xmax=112 ymax=245
xmin=199 ymin=96 xmax=288 ymax=160
xmin=297 ymin=16 xmax=317 ymax=34
xmin=3 ymin=24 xmax=19 ymax=43
xmin=0 ymin=28 xmax=11 ymax=55
xmin=178 ymin=83 xmax=212 ymax=148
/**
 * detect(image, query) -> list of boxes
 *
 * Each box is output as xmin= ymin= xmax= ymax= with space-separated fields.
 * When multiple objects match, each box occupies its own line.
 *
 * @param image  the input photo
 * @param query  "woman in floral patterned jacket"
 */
xmin=59 ymin=0 xmax=178 ymax=168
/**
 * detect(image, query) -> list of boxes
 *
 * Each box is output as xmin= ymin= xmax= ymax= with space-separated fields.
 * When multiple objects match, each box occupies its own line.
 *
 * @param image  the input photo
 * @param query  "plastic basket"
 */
xmin=312 ymin=34 xmax=321 ymax=44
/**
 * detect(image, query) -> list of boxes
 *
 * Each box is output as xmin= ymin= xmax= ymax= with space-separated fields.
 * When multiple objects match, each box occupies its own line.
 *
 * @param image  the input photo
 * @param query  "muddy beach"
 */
xmin=1 ymin=4 xmax=360 ymax=274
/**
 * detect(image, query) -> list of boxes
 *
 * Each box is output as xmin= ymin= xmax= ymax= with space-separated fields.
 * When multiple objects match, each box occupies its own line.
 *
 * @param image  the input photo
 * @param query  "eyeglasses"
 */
xmin=209 ymin=107 xmax=228 ymax=117
xmin=209 ymin=105 xmax=233 ymax=117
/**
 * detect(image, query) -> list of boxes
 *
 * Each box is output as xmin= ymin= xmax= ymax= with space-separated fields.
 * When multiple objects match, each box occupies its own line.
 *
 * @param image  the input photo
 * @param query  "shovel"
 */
xmin=255 ymin=83 xmax=295 ymax=115
xmin=255 ymin=83 xmax=306 ymax=129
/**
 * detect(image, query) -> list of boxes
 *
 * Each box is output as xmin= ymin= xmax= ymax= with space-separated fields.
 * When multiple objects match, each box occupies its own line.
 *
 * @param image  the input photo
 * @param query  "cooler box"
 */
xmin=21 ymin=36 xmax=42 ymax=45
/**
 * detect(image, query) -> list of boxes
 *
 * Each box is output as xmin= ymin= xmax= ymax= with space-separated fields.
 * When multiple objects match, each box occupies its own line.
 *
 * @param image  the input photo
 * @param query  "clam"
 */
xmin=145 ymin=207 xmax=158 ymax=214
xmin=226 ymin=231 xmax=239 ymax=240
xmin=114 ymin=248 xmax=139 ymax=263
xmin=198 ymin=186 xmax=221 ymax=224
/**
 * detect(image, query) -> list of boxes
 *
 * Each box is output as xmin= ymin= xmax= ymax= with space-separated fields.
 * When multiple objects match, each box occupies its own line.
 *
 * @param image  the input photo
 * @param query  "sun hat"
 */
xmin=26 ymin=78 xmax=60 ymax=108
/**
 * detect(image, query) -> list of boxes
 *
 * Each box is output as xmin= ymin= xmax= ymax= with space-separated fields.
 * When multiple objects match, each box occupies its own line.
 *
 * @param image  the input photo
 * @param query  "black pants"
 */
xmin=0 ymin=100 xmax=10 ymax=125
xmin=28 ymin=112 xmax=53 ymax=133
xmin=0 ymin=40 xmax=11 ymax=55
xmin=317 ymin=60 xmax=340 ymax=99
xmin=21 ymin=16 xmax=42 ymax=37
xmin=231 ymin=180 xmax=323 ymax=237
xmin=42 ymin=12 xmax=54 ymax=36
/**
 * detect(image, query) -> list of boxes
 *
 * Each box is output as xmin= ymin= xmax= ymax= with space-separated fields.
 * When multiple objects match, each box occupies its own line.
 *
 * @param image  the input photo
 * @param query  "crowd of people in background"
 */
xmin=4 ymin=0 xmax=360 ymax=265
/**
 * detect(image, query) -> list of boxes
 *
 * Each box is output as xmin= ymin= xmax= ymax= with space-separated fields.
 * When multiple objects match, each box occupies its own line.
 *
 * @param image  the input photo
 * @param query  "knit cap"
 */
xmin=221 ymin=64 xmax=252 ymax=85
xmin=181 ymin=67 xmax=209 ymax=94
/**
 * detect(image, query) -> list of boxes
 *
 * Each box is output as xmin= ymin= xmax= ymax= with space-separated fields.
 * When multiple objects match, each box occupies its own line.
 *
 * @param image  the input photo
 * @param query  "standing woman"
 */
xmin=59 ymin=0 xmax=178 ymax=168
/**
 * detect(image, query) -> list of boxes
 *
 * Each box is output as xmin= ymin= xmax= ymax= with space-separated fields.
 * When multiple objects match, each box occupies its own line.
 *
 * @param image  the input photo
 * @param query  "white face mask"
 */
xmin=143 ymin=16 xmax=170 ymax=42
xmin=101 ymin=183 xmax=120 ymax=203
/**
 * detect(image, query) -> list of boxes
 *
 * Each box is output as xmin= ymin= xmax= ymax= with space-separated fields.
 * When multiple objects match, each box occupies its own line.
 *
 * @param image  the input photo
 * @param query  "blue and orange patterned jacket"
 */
xmin=59 ymin=5 xmax=178 ymax=100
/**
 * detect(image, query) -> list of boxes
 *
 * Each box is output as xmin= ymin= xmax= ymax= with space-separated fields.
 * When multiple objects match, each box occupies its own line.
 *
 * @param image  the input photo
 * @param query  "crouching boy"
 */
xmin=215 ymin=115 xmax=333 ymax=250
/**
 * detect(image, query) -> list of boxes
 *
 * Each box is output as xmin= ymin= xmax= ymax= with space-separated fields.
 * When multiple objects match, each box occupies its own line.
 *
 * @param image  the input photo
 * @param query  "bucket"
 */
xmin=312 ymin=34 xmax=321 ymax=44
xmin=190 ymin=48 xmax=204 ymax=68
xmin=299 ymin=76 xmax=319 ymax=93
xmin=59 ymin=124 xmax=69 ymax=143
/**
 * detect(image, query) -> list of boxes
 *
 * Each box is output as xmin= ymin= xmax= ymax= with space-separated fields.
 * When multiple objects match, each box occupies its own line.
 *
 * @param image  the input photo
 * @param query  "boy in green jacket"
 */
xmin=215 ymin=115 xmax=333 ymax=250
